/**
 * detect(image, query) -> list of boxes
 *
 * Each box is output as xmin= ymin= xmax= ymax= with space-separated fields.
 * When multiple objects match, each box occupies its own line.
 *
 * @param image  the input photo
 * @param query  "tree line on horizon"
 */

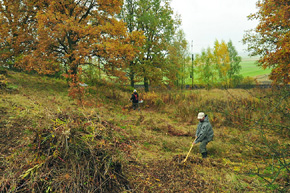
xmin=0 ymin=0 xmax=288 ymax=92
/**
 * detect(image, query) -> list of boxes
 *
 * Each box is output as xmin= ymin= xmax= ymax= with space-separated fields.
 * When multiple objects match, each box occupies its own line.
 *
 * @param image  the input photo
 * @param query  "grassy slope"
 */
xmin=1 ymin=71 xmax=289 ymax=192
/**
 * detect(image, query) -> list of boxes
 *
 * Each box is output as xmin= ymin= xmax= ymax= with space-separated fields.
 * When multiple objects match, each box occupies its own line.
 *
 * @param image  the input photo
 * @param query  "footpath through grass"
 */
xmin=0 ymin=71 xmax=289 ymax=192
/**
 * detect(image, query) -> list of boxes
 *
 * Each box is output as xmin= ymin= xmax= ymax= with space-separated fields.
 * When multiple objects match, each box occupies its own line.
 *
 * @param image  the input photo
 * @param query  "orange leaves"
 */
xmin=0 ymin=0 xmax=38 ymax=67
xmin=101 ymin=19 xmax=127 ymax=36
xmin=98 ymin=0 xmax=123 ymax=15
xmin=244 ymin=0 xmax=290 ymax=84
xmin=129 ymin=31 xmax=146 ymax=46
xmin=0 ymin=0 xmax=146 ymax=89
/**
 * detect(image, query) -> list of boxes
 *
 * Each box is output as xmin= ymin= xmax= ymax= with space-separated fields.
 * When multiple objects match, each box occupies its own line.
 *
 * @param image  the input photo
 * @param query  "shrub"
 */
xmin=0 ymin=74 xmax=8 ymax=89
xmin=241 ymin=76 xmax=256 ymax=86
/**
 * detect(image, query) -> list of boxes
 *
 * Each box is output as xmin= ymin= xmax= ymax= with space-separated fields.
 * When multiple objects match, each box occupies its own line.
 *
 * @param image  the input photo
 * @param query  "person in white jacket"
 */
xmin=193 ymin=112 xmax=214 ymax=158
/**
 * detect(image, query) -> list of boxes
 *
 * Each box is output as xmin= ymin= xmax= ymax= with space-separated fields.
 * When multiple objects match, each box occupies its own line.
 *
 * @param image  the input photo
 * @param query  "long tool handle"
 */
xmin=182 ymin=143 xmax=194 ymax=163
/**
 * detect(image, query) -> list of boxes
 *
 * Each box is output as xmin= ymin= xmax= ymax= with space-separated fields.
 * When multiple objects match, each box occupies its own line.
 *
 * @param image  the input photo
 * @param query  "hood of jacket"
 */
xmin=201 ymin=115 xmax=209 ymax=123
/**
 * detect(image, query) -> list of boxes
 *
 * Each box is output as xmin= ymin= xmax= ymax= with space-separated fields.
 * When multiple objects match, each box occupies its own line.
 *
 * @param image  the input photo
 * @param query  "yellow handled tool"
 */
xmin=181 ymin=142 xmax=194 ymax=164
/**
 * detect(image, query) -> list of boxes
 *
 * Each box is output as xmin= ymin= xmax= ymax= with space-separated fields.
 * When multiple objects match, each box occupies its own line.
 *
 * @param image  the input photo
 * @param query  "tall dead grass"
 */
xmin=0 ymin=72 xmax=132 ymax=192
xmin=135 ymin=87 xmax=290 ymax=192
xmin=1 ymin=71 xmax=289 ymax=192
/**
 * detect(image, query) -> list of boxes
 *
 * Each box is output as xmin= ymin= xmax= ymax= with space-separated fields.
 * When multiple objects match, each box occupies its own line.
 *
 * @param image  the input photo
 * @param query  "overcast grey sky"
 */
xmin=170 ymin=0 xmax=259 ymax=56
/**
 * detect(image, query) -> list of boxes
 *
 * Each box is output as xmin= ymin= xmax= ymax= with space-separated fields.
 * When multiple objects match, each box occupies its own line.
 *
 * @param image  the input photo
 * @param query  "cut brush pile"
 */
xmin=0 ymin=71 xmax=131 ymax=192
xmin=1 ymin=110 xmax=130 ymax=192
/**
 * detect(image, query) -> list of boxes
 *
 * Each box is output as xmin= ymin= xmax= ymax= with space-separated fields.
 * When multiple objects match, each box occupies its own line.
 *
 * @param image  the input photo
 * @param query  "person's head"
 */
xmin=133 ymin=89 xmax=137 ymax=93
xmin=197 ymin=112 xmax=205 ymax=122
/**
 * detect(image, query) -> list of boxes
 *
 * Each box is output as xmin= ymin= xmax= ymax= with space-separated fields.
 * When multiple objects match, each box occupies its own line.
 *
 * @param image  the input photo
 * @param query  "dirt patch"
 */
xmin=172 ymin=155 xmax=225 ymax=169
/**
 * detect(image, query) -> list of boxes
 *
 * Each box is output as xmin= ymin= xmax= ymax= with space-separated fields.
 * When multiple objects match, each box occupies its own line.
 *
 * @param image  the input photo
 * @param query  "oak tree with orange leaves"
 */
xmin=0 ymin=0 xmax=38 ymax=69
xmin=243 ymin=0 xmax=290 ymax=84
xmin=0 ymin=0 xmax=144 ymax=82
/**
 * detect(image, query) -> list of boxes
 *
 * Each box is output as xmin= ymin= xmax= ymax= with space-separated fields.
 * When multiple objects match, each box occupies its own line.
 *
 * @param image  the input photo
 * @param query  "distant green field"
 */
xmin=184 ymin=57 xmax=272 ymax=84
xmin=240 ymin=57 xmax=272 ymax=77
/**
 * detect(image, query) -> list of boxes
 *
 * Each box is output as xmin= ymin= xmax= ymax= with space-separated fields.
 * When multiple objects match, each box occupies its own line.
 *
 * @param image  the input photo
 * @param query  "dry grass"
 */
xmin=116 ymin=87 xmax=289 ymax=192
xmin=0 ymin=72 xmax=130 ymax=192
xmin=0 ymin=71 xmax=289 ymax=192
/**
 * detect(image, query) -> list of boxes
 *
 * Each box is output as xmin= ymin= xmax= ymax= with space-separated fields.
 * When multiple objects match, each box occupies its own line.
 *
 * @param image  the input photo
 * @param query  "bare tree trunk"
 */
xmin=129 ymin=61 xmax=135 ymax=88
xmin=144 ymin=76 xmax=149 ymax=92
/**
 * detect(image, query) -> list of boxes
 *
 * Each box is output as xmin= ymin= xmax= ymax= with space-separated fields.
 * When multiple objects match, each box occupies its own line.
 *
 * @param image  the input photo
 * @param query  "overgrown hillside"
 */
xmin=0 ymin=71 xmax=289 ymax=192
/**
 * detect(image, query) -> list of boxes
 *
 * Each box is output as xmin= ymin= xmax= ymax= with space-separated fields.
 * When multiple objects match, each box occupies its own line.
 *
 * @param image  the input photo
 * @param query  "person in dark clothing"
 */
xmin=193 ymin=112 xmax=214 ymax=158
xmin=130 ymin=89 xmax=140 ymax=110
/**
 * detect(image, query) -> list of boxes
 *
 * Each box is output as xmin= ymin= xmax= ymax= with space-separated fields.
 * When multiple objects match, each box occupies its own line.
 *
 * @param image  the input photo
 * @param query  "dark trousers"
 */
xmin=199 ymin=140 xmax=209 ymax=154
xmin=132 ymin=102 xmax=139 ymax=110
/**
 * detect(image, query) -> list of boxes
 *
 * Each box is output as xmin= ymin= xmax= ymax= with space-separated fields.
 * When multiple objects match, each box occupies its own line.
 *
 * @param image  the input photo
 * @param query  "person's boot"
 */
xmin=201 ymin=152 xmax=207 ymax=158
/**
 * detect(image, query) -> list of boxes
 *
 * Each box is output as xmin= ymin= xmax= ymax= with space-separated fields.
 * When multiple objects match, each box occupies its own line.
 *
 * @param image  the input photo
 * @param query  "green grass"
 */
xmin=240 ymin=57 xmax=272 ymax=77
xmin=184 ymin=57 xmax=272 ymax=85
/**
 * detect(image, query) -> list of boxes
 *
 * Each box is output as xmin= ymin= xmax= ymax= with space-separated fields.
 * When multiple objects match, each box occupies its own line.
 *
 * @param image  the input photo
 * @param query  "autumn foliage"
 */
xmin=0 ymin=0 xmax=144 ymax=81
xmin=243 ymin=0 xmax=290 ymax=84
xmin=0 ymin=0 xmax=37 ymax=69
xmin=195 ymin=40 xmax=242 ymax=88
